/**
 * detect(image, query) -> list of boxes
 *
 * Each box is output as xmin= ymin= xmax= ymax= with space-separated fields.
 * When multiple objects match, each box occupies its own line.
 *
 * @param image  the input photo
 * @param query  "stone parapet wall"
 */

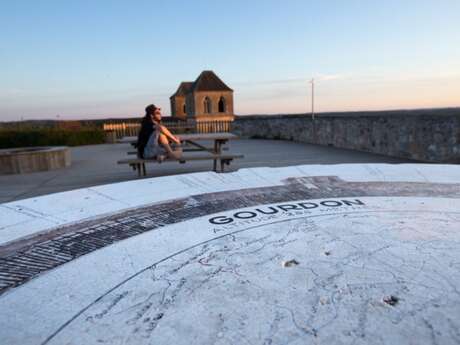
xmin=232 ymin=109 xmax=460 ymax=163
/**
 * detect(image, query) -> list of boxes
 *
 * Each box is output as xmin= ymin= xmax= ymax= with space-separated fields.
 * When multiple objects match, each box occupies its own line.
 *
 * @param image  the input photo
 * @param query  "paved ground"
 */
xmin=0 ymin=139 xmax=414 ymax=203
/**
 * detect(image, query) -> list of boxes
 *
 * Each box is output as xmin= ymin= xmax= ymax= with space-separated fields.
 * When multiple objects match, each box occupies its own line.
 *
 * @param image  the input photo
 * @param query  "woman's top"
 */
xmin=143 ymin=129 xmax=166 ymax=159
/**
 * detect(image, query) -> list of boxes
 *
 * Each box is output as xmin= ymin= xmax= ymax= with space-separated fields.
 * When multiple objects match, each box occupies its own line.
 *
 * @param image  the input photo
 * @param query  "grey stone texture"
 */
xmin=232 ymin=108 xmax=460 ymax=163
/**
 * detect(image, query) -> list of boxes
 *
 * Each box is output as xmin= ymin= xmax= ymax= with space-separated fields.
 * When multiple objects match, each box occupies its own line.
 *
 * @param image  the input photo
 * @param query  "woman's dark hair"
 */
xmin=145 ymin=104 xmax=157 ymax=117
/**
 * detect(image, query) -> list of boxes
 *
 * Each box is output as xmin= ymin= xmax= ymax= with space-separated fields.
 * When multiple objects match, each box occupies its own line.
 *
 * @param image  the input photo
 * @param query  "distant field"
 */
xmin=0 ymin=116 xmax=164 ymax=130
xmin=240 ymin=107 xmax=460 ymax=118
xmin=0 ymin=129 xmax=106 ymax=149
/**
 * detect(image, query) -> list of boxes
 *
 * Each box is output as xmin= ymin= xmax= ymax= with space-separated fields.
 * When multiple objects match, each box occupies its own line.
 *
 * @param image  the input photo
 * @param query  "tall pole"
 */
xmin=310 ymin=78 xmax=315 ymax=120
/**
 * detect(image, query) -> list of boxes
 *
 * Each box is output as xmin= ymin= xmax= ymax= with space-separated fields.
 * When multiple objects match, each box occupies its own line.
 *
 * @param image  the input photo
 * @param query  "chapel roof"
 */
xmin=170 ymin=82 xmax=193 ymax=98
xmin=192 ymin=70 xmax=233 ymax=92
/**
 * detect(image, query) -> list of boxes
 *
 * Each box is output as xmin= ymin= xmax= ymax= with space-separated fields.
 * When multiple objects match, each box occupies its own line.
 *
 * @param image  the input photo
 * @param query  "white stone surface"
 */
xmin=1 ymin=164 xmax=459 ymax=246
xmin=1 ymin=164 xmax=460 ymax=344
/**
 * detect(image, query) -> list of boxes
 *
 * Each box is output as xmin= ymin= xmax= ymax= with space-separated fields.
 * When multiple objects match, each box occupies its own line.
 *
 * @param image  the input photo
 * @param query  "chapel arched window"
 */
xmin=218 ymin=97 xmax=226 ymax=113
xmin=204 ymin=97 xmax=212 ymax=113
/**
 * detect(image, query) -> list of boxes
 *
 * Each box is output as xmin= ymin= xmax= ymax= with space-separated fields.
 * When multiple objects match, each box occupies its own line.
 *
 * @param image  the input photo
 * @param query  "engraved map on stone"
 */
xmin=1 ymin=164 xmax=460 ymax=345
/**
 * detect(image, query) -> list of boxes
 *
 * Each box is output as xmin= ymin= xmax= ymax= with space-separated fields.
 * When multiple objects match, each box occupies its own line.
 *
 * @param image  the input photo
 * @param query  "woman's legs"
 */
xmin=158 ymin=134 xmax=182 ymax=160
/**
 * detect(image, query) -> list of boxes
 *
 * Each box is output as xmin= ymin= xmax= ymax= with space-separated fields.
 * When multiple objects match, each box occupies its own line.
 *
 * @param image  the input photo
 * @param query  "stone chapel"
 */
xmin=170 ymin=71 xmax=234 ymax=122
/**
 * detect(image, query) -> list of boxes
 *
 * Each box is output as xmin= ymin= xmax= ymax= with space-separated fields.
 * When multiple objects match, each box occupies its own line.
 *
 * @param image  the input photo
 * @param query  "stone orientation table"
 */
xmin=1 ymin=163 xmax=460 ymax=345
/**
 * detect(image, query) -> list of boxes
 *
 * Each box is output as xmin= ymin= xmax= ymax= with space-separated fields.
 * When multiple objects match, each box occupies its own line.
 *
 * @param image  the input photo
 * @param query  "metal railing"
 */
xmin=103 ymin=119 xmax=233 ymax=139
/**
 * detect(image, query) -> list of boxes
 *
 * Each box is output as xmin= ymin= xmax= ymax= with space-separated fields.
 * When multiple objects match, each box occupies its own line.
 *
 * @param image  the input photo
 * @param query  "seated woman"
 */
xmin=137 ymin=104 xmax=182 ymax=161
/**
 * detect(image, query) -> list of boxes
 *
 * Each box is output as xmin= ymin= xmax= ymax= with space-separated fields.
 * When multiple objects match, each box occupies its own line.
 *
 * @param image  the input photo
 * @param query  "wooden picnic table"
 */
xmin=118 ymin=132 xmax=241 ymax=174
xmin=178 ymin=133 xmax=238 ymax=172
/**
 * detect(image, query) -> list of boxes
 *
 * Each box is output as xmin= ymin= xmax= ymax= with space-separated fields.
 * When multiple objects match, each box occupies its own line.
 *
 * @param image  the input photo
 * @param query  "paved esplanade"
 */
xmin=0 ymin=139 xmax=411 ymax=203
xmin=1 ymin=163 xmax=460 ymax=345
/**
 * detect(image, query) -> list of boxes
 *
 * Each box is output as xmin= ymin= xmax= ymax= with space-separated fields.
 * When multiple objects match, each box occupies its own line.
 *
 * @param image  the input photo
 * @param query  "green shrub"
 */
xmin=0 ymin=129 xmax=106 ymax=149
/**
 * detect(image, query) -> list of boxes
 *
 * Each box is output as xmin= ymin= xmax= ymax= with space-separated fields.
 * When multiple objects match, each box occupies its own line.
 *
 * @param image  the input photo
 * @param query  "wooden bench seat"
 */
xmin=118 ymin=153 xmax=244 ymax=176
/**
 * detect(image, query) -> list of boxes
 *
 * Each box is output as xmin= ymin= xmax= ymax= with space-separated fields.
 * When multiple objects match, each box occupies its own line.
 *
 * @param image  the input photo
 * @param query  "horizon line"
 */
xmin=1 ymin=106 xmax=459 ymax=123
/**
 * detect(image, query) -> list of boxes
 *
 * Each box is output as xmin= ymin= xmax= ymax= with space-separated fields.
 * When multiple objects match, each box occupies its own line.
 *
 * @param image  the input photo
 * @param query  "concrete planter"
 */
xmin=0 ymin=146 xmax=71 ymax=174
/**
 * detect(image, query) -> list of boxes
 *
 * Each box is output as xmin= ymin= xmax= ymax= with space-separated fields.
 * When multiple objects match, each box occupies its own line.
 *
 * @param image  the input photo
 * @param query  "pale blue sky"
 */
xmin=1 ymin=0 xmax=459 ymax=120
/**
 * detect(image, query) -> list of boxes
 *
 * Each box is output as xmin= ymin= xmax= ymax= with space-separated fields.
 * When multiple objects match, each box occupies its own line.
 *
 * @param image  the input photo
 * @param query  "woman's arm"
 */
xmin=157 ymin=124 xmax=180 ymax=144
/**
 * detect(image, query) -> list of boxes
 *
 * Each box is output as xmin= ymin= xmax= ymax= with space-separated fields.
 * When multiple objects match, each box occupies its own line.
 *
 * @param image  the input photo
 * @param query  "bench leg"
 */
xmin=213 ymin=141 xmax=218 ymax=172
xmin=220 ymin=159 xmax=233 ymax=173
xmin=142 ymin=163 xmax=146 ymax=176
xmin=137 ymin=163 xmax=142 ymax=177
xmin=213 ymin=140 xmax=224 ymax=172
